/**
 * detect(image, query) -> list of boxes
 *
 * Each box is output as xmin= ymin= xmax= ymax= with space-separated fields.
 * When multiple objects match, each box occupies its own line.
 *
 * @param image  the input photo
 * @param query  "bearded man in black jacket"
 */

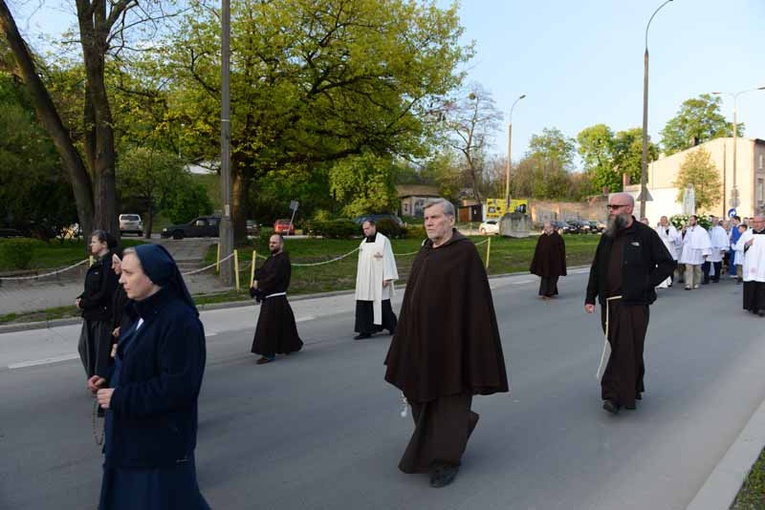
xmin=585 ymin=193 xmax=675 ymax=414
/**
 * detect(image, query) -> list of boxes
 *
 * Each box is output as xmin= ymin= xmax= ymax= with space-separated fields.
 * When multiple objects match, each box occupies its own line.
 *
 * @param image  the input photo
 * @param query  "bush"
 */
xmin=375 ymin=218 xmax=405 ymax=239
xmin=0 ymin=238 xmax=44 ymax=270
xmin=306 ymin=219 xmax=359 ymax=239
xmin=258 ymin=227 xmax=275 ymax=243
xmin=404 ymin=225 xmax=427 ymax=240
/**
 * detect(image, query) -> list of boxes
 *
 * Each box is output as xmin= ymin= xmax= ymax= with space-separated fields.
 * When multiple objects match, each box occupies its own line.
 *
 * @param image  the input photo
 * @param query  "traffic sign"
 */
xmin=728 ymin=208 xmax=737 ymax=218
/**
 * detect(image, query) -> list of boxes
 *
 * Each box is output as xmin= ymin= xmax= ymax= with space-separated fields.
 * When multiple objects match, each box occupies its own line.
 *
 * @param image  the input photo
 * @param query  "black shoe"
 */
xmin=429 ymin=462 xmax=459 ymax=488
xmin=602 ymin=400 xmax=619 ymax=414
xmin=353 ymin=333 xmax=372 ymax=340
xmin=624 ymin=403 xmax=637 ymax=410
xmin=635 ymin=393 xmax=642 ymax=400
xmin=758 ymin=310 xmax=765 ymax=318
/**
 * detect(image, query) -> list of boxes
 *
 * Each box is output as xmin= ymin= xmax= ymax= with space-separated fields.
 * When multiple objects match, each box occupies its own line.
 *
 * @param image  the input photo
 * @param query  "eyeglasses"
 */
xmin=606 ymin=204 xmax=628 ymax=210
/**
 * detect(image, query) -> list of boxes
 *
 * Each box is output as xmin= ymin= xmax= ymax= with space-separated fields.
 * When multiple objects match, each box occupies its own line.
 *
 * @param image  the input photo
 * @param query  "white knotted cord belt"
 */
xmin=596 ymin=295 xmax=622 ymax=380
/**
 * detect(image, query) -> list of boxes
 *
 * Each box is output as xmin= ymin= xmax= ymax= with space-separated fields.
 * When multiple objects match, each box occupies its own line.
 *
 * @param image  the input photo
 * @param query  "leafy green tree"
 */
xmin=0 ymin=73 xmax=78 ymax=239
xmin=162 ymin=181 xmax=214 ymax=226
xmin=156 ymin=0 xmax=470 ymax=242
xmin=329 ymin=153 xmax=399 ymax=218
xmin=673 ymin=147 xmax=722 ymax=212
xmin=0 ymin=0 xmax=169 ymax=238
xmin=117 ymin=147 xmax=193 ymax=237
xmin=524 ymin=128 xmax=576 ymax=199
xmin=660 ymin=94 xmax=740 ymax=156
xmin=577 ymin=124 xmax=615 ymax=195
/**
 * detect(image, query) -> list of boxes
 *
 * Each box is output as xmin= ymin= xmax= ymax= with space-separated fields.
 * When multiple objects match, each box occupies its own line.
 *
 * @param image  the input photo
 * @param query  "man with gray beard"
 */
xmin=585 ymin=193 xmax=674 ymax=414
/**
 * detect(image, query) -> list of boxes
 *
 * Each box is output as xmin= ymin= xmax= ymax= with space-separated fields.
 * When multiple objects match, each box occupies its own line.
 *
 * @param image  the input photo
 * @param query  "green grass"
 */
xmin=0 ymin=306 xmax=79 ymax=324
xmin=731 ymin=448 xmax=765 ymax=509
xmin=0 ymin=238 xmax=147 ymax=272
xmin=211 ymin=234 xmax=600 ymax=296
xmin=0 ymin=234 xmax=600 ymax=325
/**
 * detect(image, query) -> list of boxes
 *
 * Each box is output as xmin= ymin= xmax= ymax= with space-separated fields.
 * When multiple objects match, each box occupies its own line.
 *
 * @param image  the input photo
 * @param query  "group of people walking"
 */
xmin=78 ymin=194 xmax=765 ymax=505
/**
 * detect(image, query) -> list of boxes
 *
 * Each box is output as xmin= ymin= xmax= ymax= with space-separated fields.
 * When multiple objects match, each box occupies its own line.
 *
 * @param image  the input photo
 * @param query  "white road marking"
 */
xmin=512 ymin=279 xmax=536 ymax=285
xmin=9 ymin=353 xmax=80 ymax=370
xmin=296 ymin=316 xmax=316 ymax=323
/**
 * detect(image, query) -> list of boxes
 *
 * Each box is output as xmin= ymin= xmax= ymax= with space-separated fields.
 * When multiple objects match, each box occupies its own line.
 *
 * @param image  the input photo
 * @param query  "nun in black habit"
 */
xmin=89 ymin=243 xmax=209 ymax=510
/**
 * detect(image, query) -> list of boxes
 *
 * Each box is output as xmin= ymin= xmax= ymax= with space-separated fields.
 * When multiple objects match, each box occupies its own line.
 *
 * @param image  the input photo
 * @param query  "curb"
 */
xmin=686 ymin=397 xmax=765 ymax=510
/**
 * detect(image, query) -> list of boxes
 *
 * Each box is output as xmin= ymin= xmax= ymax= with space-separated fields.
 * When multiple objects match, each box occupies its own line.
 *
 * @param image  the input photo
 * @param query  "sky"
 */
xmin=12 ymin=0 xmax=765 ymax=170
xmin=438 ymin=0 xmax=765 ymax=164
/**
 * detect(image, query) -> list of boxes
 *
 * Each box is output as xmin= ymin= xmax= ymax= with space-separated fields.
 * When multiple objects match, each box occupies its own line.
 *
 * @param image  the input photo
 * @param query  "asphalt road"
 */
xmin=1 ymin=272 xmax=763 ymax=509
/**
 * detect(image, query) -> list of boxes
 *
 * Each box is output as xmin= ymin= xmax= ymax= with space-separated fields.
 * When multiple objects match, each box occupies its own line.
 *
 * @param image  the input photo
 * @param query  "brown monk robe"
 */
xmin=529 ymin=223 xmax=567 ymax=298
xmin=385 ymin=200 xmax=508 ymax=488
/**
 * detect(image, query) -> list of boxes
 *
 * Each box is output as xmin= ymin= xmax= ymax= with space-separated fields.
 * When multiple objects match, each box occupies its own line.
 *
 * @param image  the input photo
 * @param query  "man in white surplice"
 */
xmin=740 ymin=216 xmax=765 ymax=316
xmin=354 ymin=219 xmax=399 ymax=340
xmin=702 ymin=216 xmax=729 ymax=283
xmin=679 ymin=215 xmax=711 ymax=290
xmin=655 ymin=215 xmax=681 ymax=288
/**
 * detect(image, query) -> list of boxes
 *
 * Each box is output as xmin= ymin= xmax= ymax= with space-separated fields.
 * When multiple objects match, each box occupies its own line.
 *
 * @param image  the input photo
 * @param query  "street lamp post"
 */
xmin=640 ymin=0 xmax=673 ymax=219
xmin=712 ymin=86 xmax=765 ymax=215
xmin=505 ymin=94 xmax=526 ymax=212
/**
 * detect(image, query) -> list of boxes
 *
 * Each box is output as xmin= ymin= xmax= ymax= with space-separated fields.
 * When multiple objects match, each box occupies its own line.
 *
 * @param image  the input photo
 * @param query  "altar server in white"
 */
xmin=703 ymin=216 xmax=729 ymax=283
xmin=679 ymin=215 xmax=711 ymax=290
xmin=656 ymin=215 xmax=681 ymax=288
xmin=741 ymin=216 xmax=765 ymax=316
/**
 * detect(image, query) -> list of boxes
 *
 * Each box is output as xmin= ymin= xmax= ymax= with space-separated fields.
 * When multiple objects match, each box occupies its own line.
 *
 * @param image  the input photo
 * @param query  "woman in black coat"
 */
xmin=88 ymin=244 xmax=209 ymax=510
xmin=77 ymin=230 xmax=119 ymax=378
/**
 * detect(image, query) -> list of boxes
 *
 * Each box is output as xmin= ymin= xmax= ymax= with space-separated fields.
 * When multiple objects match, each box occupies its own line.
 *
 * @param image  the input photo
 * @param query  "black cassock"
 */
xmin=250 ymin=252 xmax=303 ymax=357
xmin=743 ymin=230 xmax=765 ymax=314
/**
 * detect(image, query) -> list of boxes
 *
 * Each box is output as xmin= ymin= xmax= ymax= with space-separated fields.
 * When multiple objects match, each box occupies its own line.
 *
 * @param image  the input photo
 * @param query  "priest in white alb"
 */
xmin=656 ymin=215 xmax=681 ymax=288
xmin=741 ymin=215 xmax=765 ymax=316
xmin=679 ymin=215 xmax=711 ymax=290
xmin=354 ymin=218 xmax=399 ymax=340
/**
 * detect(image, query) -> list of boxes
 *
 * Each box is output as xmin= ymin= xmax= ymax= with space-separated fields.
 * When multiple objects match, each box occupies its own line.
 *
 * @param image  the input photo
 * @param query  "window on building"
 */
xmin=758 ymin=179 xmax=764 ymax=203
xmin=759 ymin=154 xmax=764 ymax=170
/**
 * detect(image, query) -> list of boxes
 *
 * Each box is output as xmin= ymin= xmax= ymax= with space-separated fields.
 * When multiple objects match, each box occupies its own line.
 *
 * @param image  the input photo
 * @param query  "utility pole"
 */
xmin=219 ymin=0 xmax=233 ymax=285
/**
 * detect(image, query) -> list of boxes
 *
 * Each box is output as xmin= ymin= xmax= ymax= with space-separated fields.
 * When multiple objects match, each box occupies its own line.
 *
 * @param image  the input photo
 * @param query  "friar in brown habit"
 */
xmin=384 ymin=199 xmax=509 ymax=488
xmin=585 ymin=193 xmax=674 ymax=414
xmin=250 ymin=234 xmax=303 ymax=364
xmin=529 ymin=221 xmax=567 ymax=299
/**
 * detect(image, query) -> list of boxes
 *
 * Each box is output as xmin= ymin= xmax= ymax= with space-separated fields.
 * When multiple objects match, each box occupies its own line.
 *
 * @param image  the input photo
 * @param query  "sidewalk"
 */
xmin=0 ymin=237 xmax=229 ymax=315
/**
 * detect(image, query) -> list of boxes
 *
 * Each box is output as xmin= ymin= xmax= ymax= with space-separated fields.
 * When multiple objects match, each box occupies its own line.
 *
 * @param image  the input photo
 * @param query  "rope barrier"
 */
xmin=291 ymin=247 xmax=360 ymax=267
xmin=0 ymin=259 xmax=89 ymax=281
xmin=181 ymin=252 xmax=235 ymax=276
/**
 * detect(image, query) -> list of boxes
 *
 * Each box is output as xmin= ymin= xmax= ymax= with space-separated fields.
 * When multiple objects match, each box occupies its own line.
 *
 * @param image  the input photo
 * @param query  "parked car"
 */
xmin=588 ymin=220 xmax=606 ymax=234
xmin=352 ymin=214 xmax=404 ymax=227
xmin=0 ymin=227 xmax=23 ymax=238
xmin=118 ymin=214 xmax=143 ymax=236
xmin=567 ymin=219 xmax=592 ymax=234
xmin=550 ymin=221 xmax=572 ymax=234
xmin=161 ymin=216 xmax=220 ymax=239
xmin=479 ymin=219 xmax=500 ymax=235
xmin=273 ymin=218 xmax=295 ymax=235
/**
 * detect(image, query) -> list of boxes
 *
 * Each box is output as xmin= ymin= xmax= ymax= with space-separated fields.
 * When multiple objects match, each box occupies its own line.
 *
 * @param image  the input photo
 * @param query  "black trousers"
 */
xmin=702 ymin=261 xmax=722 ymax=282
xmin=354 ymin=300 xmax=397 ymax=334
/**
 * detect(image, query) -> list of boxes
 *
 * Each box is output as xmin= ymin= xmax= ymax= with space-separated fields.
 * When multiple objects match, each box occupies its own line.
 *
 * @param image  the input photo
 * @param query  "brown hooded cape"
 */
xmin=384 ymin=231 xmax=509 ymax=402
xmin=529 ymin=231 xmax=567 ymax=278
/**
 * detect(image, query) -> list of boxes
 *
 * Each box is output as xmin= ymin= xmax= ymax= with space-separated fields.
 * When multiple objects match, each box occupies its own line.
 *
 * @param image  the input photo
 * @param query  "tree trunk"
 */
xmin=232 ymin=170 xmax=250 ymax=245
xmin=78 ymin=8 xmax=119 ymax=237
xmin=0 ymin=0 xmax=95 ymax=236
